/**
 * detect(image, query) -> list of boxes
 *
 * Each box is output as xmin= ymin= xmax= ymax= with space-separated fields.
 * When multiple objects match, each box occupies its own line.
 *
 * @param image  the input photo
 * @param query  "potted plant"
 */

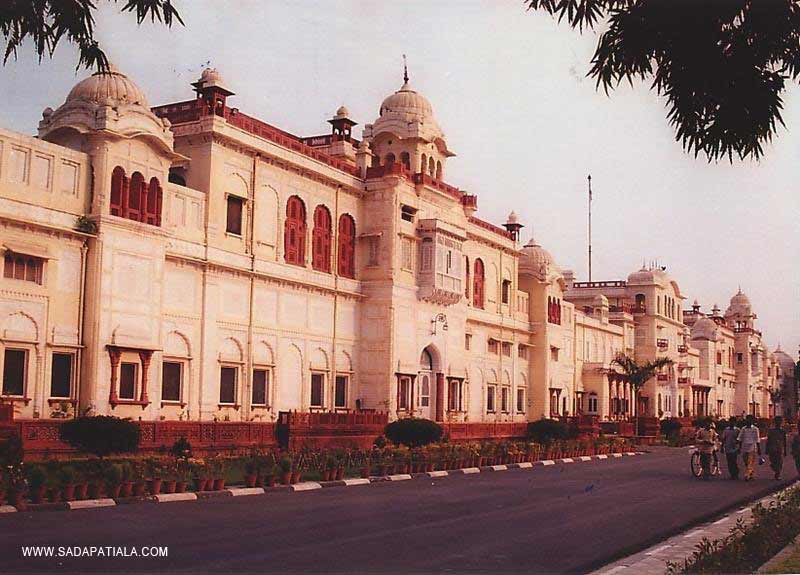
xmin=6 ymin=464 xmax=27 ymax=510
xmin=131 ymin=460 xmax=147 ymax=496
xmin=73 ymin=465 xmax=89 ymax=500
xmin=211 ymin=457 xmax=226 ymax=491
xmin=85 ymin=460 xmax=105 ymax=499
xmin=244 ymin=454 xmax=259 ymax=488
xmin=190 ymin=458 xmax=208 ymax=492
xmin=162 ymin=459 xmax=177 ymax=494
xmin=105 ymin=463 xmax=123 ymax=499
xmin=279 ymin=455 xmax=293 ymax=485
xmin=322 ymin=455 xmax=337 ymax=482
xmin=259 ymin=457 xmax=276 ymax=488
xmin=290 ymin=458 xmax=302 ymax=485
xmin=145 ymin=457 xmax=163 ymax=495
xmin=175 ymin=459 xmax=191 ymax=493
xmin=58 ymin=465 xmax=77 ymax=501
xmin=26 ymin=464 xmax=47 ymax=504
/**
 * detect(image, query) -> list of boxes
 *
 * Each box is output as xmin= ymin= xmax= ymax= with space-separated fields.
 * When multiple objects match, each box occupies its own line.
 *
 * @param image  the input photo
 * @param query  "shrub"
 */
xmin=26 ymin=464 xmax=46 ymax=490
xmin=0 ymin=433 xmax=24 ymax=467
xmin=660 ymin=418 xmax=682 ymax=439
xmin=527 ymin=419 xmax=576 ymax=444
xmin=384 ymin=418 xmax=443 ymax=447
xmin=60 ymin=416 xmax=140 ymax=457
xmin=170 ymin=437 xmax=192 ymax=460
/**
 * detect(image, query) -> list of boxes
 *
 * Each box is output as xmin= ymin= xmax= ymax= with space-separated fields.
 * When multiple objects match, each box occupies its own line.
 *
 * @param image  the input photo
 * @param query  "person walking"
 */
xmin=791 ymin=422 xmax=800 ymax=477
xmin=766 ymin=416 xmax=787 ymax=480
xmin=695 ymin=420 xmax=718 ymax=480
xmin=738 ymin=415 xmax=761 ymax=481
xmin=721 ymin=417 xmax=740 ymax=480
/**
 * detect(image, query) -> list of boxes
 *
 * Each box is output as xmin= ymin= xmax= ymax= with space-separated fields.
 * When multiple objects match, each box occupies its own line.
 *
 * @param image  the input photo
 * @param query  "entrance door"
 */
xmin=417 ymin=371 xmax=432 ymax=419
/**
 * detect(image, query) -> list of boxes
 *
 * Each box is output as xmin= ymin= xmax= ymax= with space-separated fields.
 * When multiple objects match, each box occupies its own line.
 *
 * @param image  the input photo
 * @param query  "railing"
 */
xmin=609 ymin=302 xmax=636 ymax=314
xmin=572 ymin=280 xmax=627 ymax=289
xmin=468 ymin=216 xmax=515 ymax=240
xmin=441 ymin=422 xmax=527 ymax=441
xmin=412 ymin=172 xmax=464 ymax=202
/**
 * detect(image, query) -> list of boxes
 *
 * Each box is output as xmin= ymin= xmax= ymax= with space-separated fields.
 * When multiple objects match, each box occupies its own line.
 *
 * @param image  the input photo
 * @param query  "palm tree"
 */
xmin=610 ymin=354 xmax=674 ymax=418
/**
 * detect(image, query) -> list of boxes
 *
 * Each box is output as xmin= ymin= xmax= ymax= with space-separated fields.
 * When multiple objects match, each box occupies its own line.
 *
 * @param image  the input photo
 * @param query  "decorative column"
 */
xmin=108 ymin=348 xmax=121 ymax=403
xmin=139 ymin=350 xmax=152 ymax=404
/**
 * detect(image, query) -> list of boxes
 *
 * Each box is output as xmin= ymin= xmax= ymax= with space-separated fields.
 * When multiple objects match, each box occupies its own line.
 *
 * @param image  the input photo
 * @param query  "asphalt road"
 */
xmin=0 ymin=447 xmax=796 ymax=575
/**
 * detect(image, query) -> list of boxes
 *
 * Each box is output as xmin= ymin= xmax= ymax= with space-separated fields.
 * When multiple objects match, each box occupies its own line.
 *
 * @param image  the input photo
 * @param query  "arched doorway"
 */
xmin=418 ymin=345 xmax=441 ymax=421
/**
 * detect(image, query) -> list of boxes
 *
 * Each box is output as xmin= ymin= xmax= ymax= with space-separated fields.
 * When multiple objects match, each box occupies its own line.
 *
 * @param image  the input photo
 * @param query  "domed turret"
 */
xmin=725 ymin=288 xmax=753 ymax=318
xmin=627 ymin=266 xmax=669 ymax=286
xmin=65 ymin=64 xmax=149 ymax=107
xmin=519 ymin=236 xmax=560 ymax=281
xmin=691 ymin=316 xmax=720 ymax=341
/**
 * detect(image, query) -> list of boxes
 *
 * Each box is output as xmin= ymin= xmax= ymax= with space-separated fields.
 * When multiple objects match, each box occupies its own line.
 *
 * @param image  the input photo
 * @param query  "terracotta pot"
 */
xmin=213 ymin=478 xmax=225 ymax=491
xmin=163 ymin=480 xmax=176 ymax=494
xmin=322 ymin=469 xmax=332 ymax=482
xmin=133 ymin=482 xmax=146 ymax=497
xmin=75 ymin=482 xmax=89 ymax=500
xmin=194 ymin=478 xmax=208 ymax=492
xmin=108 ymin=483 xmax=122 ymax=499
xmin=48 ymin=487 xmax=61 ymax=503
xmin=175 ymin=481 xmax=187 ymax=493
xmin=87 ymin=482 xmax=104 ymax=499
xmin=360 ymin=467 xmax=370 ymax=478
xmin=149 ymin=478 xmax=163 ymax=495
xmin=291 ymin=471 xmax=301 ymax=485
xmin=263 ymin=475 xmax=276 ymax=488
xmin=9 ymin=490 xmax=26 ymax=510
xmin=245 ymin=474 xmax=258 ymax=488
xmin=120 ymin=481 xmax=133 ymax=498
xmin=336 ymin=467 xmax=345 ymax=480
xmin=280 ymin=471 xmax=291 ymax=485
xmin=62 ymin=483 xmax=76 ymax=502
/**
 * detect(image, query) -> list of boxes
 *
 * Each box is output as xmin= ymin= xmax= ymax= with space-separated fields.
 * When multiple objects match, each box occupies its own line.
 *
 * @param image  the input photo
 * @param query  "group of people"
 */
xmin=695 ymin=415 xmax=800 ymax=481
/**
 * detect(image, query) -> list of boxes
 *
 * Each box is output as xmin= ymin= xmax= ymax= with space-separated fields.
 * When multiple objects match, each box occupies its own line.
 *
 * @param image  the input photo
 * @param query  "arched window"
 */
xmin=284 ymin=196 xmax=307 ymax=266
xmin=428 ymin=157 xmax=435 ymax=176
xmin=420 ymin=154 xmax=427 ymax=174
xmin=635 ymin=293 xmax=646 ymax=311
xmin=464 ymin=256 xmax=470 ymax=299
xmin=110 ymin=166 xmax=125 ymax=217
xmin=337 ymin=214 xmax=356 ymax=278
xmin=312 ymin=205 xmax=332 ymax=273
xmin=385 ymin=153 xmax=396 ymax=166
xmin=436 ymin=160 xmax=442 ymax=180
xmin=400 ymin=152 xmax=410 ymax=171
xmin=128 ymin=172 xmax=144 ymax=222
xmin=473 ymin=258 xmax=485 ymax=309
xmin=146 ymin=177 xmax=163 ymax=226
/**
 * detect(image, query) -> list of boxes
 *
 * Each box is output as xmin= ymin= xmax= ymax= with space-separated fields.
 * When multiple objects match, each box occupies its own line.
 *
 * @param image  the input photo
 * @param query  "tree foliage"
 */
xmin=610 ymin=353 xmax=673 ymax=390
xmin=1 ymin=1 xmax=183 ymax=71
xmin=384 ymin=418 xmax=443 ymax=447
xmin=60 ymin=415 xmax=140 ymax=457
xmin=525 ymin=0 xmax=800 ymax=162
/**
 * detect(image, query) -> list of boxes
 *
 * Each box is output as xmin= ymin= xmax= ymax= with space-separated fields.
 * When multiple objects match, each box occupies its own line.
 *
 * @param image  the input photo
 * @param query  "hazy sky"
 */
xmin=0 ymin=1 xmax=797 ymax=355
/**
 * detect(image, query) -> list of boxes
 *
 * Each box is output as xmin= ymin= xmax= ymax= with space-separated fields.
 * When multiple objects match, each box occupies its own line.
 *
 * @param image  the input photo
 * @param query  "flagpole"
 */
xmin=588 ymin=174 xmax=592 ymax=282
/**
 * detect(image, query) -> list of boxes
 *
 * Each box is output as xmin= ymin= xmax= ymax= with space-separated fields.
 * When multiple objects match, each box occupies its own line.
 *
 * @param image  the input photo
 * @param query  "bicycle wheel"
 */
xmin=690 ymin=451 xmax=702 ymax=478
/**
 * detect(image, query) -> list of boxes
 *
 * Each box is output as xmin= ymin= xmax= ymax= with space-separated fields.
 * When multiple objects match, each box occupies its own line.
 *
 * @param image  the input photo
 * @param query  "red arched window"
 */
xmin=473 ymin=258 xmax=485 ymax=309
xmin=284 ymin=196 xmax=307 ymax=266
xmin=312 ymin=205 xmax=332 ymax=273
xmin=337 ymin=214 xmax=356 ymax=279
xmin=464 ymin=256 xmax=470 ymax=300
xmin=110 ymin=166 xmax=126 ymax=216
xmin=146 ymin=177 xmax=163 ymax=226
xmin=128 ymin=172 xmax=145 ymax=222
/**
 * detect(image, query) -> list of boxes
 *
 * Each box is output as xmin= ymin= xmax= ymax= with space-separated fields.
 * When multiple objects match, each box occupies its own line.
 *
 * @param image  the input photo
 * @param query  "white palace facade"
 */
xmin=0 ymin=66 xmax=791 ymax=429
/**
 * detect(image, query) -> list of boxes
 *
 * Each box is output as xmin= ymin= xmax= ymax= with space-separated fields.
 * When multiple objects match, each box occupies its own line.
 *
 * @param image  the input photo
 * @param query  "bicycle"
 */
xmin=690 ymin=446 xmax=721 ymax=478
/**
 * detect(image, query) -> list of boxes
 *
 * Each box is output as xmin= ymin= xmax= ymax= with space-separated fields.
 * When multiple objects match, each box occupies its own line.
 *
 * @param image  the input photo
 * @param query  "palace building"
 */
xmin=0 ymin=65 xmax=792 ymax=440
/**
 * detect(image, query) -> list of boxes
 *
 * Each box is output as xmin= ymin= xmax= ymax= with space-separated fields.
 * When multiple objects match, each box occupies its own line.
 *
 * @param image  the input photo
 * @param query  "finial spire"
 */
xmin=402 ymin=54 xmax=409 ymax=84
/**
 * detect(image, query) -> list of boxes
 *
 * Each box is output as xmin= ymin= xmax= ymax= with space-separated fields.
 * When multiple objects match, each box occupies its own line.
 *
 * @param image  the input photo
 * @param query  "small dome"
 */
xmin=379 ymin=80 xmax=434 ymax=120
xmin=691 ymin=317 xmax=720 ymax=342
xmin=725 ymin=288 xmax=752 ymax=317
xmin=335 ymin=105 xmax=350 ymax=118
xmin=774 ymin=348 xmax=796 ymax=371
xmin=593 ymin=294 xmax=609 ymax=308
xmin=66 ymin=65 xmax=149 ymax=108
xmin=519 ymin=236 xmax=559 ymax=280
xmin=506 ymin=211 xmax=519 ymax=225
xmin=200 ymin=67 xmax=223 ymax=85
xmin=627 ymin=266 xmax=668 ymax=285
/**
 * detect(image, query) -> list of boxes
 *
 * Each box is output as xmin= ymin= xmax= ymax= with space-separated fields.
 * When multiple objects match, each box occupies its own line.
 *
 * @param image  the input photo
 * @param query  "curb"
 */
xmin=757 ymin=537 xmax=799 ymax=574
xmin=1 ymin=451 xmax=645 ymax=515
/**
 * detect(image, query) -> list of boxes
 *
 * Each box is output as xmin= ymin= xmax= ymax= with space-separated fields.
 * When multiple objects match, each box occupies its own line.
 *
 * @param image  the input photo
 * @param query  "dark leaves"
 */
xmin=1 ymin=0 xmax=184 ymax=72
xmin=526 ymin=0 xmax=800 ymax=162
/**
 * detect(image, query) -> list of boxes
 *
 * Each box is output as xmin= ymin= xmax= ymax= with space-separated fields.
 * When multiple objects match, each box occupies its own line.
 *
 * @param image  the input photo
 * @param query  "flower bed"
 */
xmin=0 ymin=436 xmax=634 ymax=509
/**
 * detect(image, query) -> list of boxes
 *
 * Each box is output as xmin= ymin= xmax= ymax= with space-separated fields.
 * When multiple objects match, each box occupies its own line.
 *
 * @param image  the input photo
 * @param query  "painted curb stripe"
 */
xmin=426 ymin=471 xmax=448 ymax=478
xmin=227 ymin=487 xmax=264 ymax=497
xmin=67 ymin=498 xmax=117 ymax=509
xmin=0 ymin=505 xmax=18 ymax=513
xmin=645 ymin=544 xmax=672 ymax=556
xmin=490 ymin=465 xmax=508 ymax=471
xmin=518 ymin=462 xmax=533 ymax=468
xmin=388 ymin=474 xmax=412 ymax=481
xmin=154 ymin=493 xmax=197 ymax=503
xmin=461 ymin=467 xmax=481 ymax=474
xmin=612 ymin=453 xmax=623 ymax=458
xmin=342 ymin=478 xmax=370 ymax=486
xmin=712 ymin=517 xmax=730 ymax=525
xmin=291 ymin=482 xmax=322 ymax=491
xmin=561 ymin=458 xmax=574 ymax=463
xmin=625 ymin=452 xmax=637 ymax=456
xmin=541 ymin=460 xmax=555 ymax=466
xmin=597 ymin=454 xmax=608 ymax=460
xmin=579 ymin=456 xmax=592 ymax=462
xmin=684 ymin=530 xmax=705 ymax=538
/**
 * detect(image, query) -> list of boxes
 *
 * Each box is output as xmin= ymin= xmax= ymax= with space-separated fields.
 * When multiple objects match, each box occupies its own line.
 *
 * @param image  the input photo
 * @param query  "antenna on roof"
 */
xmin=403 ymin=54 xmax=409 ymax=84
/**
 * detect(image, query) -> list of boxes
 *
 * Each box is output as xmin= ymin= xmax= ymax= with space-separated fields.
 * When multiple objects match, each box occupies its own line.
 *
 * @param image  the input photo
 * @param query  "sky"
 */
xmin=0 ymin=1 xmax=797 ymax=356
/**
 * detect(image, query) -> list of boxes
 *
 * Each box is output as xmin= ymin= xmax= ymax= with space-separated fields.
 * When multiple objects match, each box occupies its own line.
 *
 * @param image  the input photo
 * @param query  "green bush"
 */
xmin=26 ymin=464 xmax=46 ymax=490
xmin=660 ymin=418 xmax=682 ymax=439
xmin=60 ymin=416 xmax=140 ymax=457
xmin=0 ymin=433 xmax=24 ymax=467
xmin=170 ymin=437 xmax=192 ymax=460
xmin=384 ymin=418 xmax=443 ymax=447
xmin=527 ymin=419 xmax=576 ymax=444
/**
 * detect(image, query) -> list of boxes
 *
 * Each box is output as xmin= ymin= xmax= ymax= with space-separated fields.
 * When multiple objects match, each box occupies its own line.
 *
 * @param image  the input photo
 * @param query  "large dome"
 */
xmin=379 ymin=81 xmax=434 ymax=121
xmin=65 ymin=65 xmax=149 ymax=108
xmin=725 ymin=288 xmax=752 ymax=317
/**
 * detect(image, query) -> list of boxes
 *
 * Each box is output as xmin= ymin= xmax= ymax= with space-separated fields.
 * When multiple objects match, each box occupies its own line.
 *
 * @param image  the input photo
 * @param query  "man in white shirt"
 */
xmin=738 ymin=415 xmax=761 ymax=481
